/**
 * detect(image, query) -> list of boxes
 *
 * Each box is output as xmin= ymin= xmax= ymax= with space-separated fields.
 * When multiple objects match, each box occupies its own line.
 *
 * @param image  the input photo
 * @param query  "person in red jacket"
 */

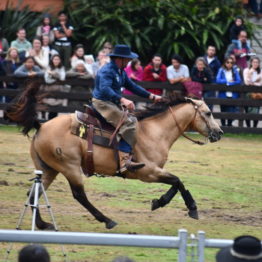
xmin=143 ymin=54 xmax=167 ymax=95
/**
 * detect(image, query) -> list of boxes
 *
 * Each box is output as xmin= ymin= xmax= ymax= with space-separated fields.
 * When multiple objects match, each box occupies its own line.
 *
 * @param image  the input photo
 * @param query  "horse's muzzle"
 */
xmin=208 ymin=129 xmax=223 ymax=143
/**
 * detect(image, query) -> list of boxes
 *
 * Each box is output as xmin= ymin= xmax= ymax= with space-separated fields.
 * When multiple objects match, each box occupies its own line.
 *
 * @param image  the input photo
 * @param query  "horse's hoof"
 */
xmin=151 ymin=199 xmax=160 ymax=211
xmin=106 ymin=220 xmax=117 ymax=229
xmin=188 ymin=209 xmax=199 ymax=220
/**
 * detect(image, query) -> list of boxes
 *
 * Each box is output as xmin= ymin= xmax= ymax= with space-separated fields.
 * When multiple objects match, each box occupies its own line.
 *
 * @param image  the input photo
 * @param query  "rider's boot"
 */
xmin=118 ymin=151 xmax=145 ymax=173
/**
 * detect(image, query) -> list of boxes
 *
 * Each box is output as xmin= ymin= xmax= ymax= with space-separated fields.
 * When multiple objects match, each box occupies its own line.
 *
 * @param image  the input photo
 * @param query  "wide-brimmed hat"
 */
xmin=108 ymin=44 xmax=138 ymax=59
xmin=216 ymin=236 xmax=262 ymax=262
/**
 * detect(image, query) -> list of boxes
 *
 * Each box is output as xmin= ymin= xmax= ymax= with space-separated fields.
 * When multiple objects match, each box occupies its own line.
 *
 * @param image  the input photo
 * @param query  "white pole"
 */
xmin=178 ymin=229 xmax=188 ymax=262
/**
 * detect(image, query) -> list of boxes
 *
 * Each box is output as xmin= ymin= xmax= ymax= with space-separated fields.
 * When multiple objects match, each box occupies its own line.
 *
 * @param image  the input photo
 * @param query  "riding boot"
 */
xmin=118 ymin=151 xmax=145 ymax=173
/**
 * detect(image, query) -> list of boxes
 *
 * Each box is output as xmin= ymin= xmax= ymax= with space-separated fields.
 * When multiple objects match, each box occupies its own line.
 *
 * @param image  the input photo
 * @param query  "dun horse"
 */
xmin=5 ymin=82 xmax=223 ymax=229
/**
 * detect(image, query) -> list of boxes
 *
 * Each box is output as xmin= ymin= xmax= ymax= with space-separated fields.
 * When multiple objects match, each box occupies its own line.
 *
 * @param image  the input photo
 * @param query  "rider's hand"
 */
xmin=120 ymin=97 xmax=135 ymax=111
xmin=149 ymin=93 xmax=162 ymax=103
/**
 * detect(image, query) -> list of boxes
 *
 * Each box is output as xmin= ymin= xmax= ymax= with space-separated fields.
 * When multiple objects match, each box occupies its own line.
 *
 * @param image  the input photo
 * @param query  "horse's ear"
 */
xmin=185 ymin=97 xmax=195 ymax=105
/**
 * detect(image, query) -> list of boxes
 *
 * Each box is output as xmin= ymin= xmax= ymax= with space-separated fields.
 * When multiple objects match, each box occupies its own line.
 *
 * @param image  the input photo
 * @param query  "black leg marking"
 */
xmin=70 ymin=184 xmax=117 ymax=229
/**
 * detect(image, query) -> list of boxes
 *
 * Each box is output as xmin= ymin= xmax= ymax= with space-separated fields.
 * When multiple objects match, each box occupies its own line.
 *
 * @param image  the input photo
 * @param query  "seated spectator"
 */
xmin=36 ymin=14 xmax=54 ymax=43
xmin=14 ymin=56 xmax=44 ymax=78
xmin=225 ymin=30 xmax=253 ymax=70
xmin=216 ymin=235 xmax=262 ymax=262
xmin=143 ymin=54 xmax=167 ymax=95
xmin=41 ymin=35 xmax=58 ymax=60
xmin=243 ymin=56 xmax=262 ymax=128
xmin=92 ymin=49 xmax=108 ymax=76
xmin=70 ymin=44 xmax=94 ymax=76
xmin=53 ymin=11 xmax=74 ymax=69
xmin=167 ymin=54 xmax=190 ymax=84
xmin=191 ymin=57 xmax=212 ymax=84
xmin=26 ymin=37 xmax=49 ymax=70
xmin=67 ymin=60 xmax=93 ymax=109
xmin=1 ymin=47 xmax=21 ymax=102
xmin=11 ymin=28 xmax=32 ymax=61
xmin=43 ymin=54 xmax=68 ymax=120
xmin=0 ymin=27 xmax=9 ymax=60
xmin=216 ymin=57 xmax=242 ymax=126
xmin=18 ymin=244 xmax=50 ymax=262
xmin=229 ymin=16 xmax=245 ymax=42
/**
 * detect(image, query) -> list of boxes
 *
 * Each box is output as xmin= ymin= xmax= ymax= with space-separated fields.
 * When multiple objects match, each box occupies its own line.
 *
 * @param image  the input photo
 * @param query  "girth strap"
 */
xmin=86 ymin=124 xmax=95 ymax=176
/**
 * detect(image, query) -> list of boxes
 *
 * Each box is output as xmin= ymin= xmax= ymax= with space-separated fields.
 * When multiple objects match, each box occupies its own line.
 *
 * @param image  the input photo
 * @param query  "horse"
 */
xmin=5 ymin=81 xmax=223 ymax=230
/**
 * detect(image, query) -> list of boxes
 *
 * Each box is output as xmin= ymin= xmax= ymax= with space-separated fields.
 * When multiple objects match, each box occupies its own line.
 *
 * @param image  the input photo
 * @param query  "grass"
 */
xmin=0 ymin=126 xmax=261 ymax=261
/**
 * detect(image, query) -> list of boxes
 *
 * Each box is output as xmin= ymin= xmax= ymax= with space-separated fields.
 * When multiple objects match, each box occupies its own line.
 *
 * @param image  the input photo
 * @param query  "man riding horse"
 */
xmin=92 ymin=44 xmax=162 ymax=174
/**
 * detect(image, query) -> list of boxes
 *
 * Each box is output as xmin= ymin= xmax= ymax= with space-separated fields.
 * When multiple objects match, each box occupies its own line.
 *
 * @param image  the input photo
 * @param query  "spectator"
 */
xmin=216 ymin=235 xmax=262 ymax=262
xmin=249 ymin=0 xmax=262 ymax=19
xmin=70 ymin=44 xmax=94 ymax=76
xmin=67 ymin=60 xmax=93 ymax=109
xmin=18 ymin=244 xmax=50 ymax=262
xmin=26 ymin=37 xmax=49 ymax=70
xmin=229 ymin=16 xmax=245 ymax=42
xmin=36 ymin=14 xmax=54 ymax=43
xmin=225 ymin=30 xmax=253 ymax=70
xmin=0 ymin=27 xmax=9 ymax=60
xmin=43 ymin=54 xmax=68 ymax=120
xmin=166 ymin=54 xmax=190 ymax=84
xmin=41 ymin=35 xmax=58 ymax=60
xmin=103 ymin=41 xmax=113 ymax=55
xmin=11 ymin=28 xmax=32 ymax=61
xmin=243 ymin=56 xmax=262 ymax=128
xmin=216 ymin=57 xmax=242 ymax=126
xmin=14 ymin=56 xmax=44 ymax=78
xmin=1 ymin=47 xmax=21 ymax=102
xmin=229 ymin=53 xmax=243 ymax=78
xmin=143 ymin=54 xmax=167 ymax=95
xmin=92 ymin=49 xmax=108 ymax=76
xmin=191 ymin=57 xmax=213 ymax=84
xmin=53 ymin=11 xmax=74 ymax=69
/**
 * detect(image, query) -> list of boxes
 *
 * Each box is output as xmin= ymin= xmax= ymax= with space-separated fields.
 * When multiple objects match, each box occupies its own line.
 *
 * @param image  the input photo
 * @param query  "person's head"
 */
xmin=235 ymin=16 xmax=244 ymax=27
xmin=74 ymin=60 xmax=87 ymax=72
xmin=58 ymin=11 xmax=68 ymax=22
xmin=103 ymin=42 xmax=113 ymax=54
xmin=74 ymin=44 xmax=85 ymax=58
xmin=152 ymin=54 xmax=162 ymax=67
xmin=6 ymin=47 xmax=19 ymax=62
xmin=32 ymin=38 xmax=42 ymax=51
xmin=97 ymin=50 xmax=107 ymax=61
xmin=171 ymin=54 xmax=183 ymax=69
xmin=18 ymin=244 xmax=50 ymax=262
xmin=42 ymin=14 xmax=52 ymax=26
xmin=50 ymin=54 xmax=62 ymax=69
xmin=207 ymin=46 xmax=216 ymax=58
xmin=24 ymin=56 xmax=36 ymax=69
xmin=223 ymin=57 xmax=234 ymax=70
xmin=216 ymin=235 xmax=262 ymax=262
xmin=41 ymin=35 xmax=50 ymax=46
xmin=229 ymin=54 xmax=236 ymax=64
xmin=130 ymin=58 xmax=141 ymax=71
xmin=238 ymin=30 xmax=248 ymax=43
xmin=17 ymin=28 xmax=26 ymax=41
xmin=249 ymin=57 xmax=261 ymax=73
xmin=195 ymin=57 xmax=206 ymax=71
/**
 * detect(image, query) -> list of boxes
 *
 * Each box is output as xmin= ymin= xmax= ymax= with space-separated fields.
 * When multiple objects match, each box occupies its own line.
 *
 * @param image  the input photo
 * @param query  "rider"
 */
xmin=92 ymin=44 xmax=162 ymax=174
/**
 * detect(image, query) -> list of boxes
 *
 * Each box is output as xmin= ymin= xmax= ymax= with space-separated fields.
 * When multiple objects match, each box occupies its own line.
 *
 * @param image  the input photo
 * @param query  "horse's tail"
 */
xmin=4 ymin=80 xmax=43 ymax=136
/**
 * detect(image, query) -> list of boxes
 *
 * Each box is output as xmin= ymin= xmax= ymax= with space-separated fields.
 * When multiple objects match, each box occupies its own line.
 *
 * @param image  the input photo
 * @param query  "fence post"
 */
xmin=178 ymin=229 xmax=188 ymax=262
xmin=198 ymin=231 xmax=206 ymax=262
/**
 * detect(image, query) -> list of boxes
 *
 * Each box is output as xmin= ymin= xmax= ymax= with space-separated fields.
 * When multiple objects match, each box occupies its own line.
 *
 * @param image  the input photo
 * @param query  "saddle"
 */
xmin=71 ymin=105 xmax=127 ymax=177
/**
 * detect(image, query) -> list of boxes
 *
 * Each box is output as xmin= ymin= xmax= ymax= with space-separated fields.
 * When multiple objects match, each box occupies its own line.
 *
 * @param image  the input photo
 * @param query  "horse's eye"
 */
xmin=206 ymin=112 xmax=211 ymax=117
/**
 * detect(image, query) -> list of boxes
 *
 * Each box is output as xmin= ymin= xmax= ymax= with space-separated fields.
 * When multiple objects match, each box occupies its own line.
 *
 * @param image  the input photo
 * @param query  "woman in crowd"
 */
xmin=41 ymin=35 xmax=58 ymax=60
xmin=216 ymin=57 xmax=242 ymax=127
xmin=26 ymin=37 xmax=49 ymax=70
xmin=229 ymin=16 xmax=245 ymax=42
xmin=0 ymin=27 xmax=9 ymax=60
xmin=1 ymin=47 xmax=21 ymax=102
xmin=43 ymin=54 xmax=67 ymax=120
xmin=92 ymin=49 xmax=108 ymax=76
xmin=14 ymin=56 xmax=44 ymax=78
xmin=191 ymin=57 xmax=213 ymax=84
xmin=243 ymin=56 xmax=262 ymax=128
xmin=70 ymin=44 xmax=94 ymax=76
xmin=36 ymin=14 xmax=54 ymax=43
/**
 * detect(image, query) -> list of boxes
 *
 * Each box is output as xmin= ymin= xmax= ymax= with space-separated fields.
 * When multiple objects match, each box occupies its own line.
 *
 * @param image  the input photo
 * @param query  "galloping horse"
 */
xmin=5 ymin=82 xmax=223 ymax=229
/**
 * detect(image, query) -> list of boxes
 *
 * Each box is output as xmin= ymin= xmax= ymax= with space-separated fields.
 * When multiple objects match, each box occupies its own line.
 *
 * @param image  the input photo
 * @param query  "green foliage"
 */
xmin=65 ymin=0 xmax=254 ymax=63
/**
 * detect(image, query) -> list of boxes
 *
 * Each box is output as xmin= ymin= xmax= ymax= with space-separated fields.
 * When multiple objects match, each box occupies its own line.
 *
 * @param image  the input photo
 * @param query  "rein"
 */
xmin=168 ymin=102 xmax=207 ymax=146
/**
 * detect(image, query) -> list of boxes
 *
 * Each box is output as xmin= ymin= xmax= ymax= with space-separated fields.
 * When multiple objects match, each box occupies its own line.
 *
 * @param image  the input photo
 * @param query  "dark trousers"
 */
xmin=249 ymin=0 xmax=262 ymax=14
xmin=220 ymin=105 xmax=237 ymax=126
xmin=53 ymin=44 xmax=72 ymax=70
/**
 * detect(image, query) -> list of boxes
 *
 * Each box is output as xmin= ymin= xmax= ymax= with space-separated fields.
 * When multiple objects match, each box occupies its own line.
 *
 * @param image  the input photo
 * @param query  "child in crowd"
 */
xmin=36 ymin=14 xmax=54 ymax=43
xmin=229 ymin=16 xmax=245 ymax=42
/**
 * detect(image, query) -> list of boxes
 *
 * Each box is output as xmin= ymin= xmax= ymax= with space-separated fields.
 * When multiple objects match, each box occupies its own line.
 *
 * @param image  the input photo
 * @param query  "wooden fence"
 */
xmin=0 ymin=75 xmax=262 ymax=134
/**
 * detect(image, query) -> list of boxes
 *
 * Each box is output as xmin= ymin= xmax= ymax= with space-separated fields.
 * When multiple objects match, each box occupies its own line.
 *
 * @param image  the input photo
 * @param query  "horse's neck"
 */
xmin=137 ymin=104 xmax=195 ymax=149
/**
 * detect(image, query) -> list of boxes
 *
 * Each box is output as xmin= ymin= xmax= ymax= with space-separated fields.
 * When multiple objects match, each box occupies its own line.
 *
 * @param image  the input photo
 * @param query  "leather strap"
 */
xmin=86 ymin=124 xmax=95 ymax=176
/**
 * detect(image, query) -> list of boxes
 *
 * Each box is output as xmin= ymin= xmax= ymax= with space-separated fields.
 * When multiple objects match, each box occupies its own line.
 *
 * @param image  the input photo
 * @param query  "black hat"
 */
xmin=216 ymin=236 xmax=262 ymax=262
xmin=108 ymin=44 xmax=138 ymax=59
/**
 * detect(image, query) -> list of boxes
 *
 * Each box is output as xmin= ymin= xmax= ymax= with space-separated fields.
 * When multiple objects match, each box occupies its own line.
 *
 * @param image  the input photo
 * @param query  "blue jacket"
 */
xmin=216 ymin=67 xmax=242 ymax=98
xmin=93 ymin=61 xmax=150 ymax=104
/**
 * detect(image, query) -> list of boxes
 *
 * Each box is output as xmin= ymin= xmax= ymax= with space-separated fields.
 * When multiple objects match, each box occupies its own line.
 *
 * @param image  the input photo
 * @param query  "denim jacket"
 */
xmin=93 ymin=61 xmax=150 ymax=104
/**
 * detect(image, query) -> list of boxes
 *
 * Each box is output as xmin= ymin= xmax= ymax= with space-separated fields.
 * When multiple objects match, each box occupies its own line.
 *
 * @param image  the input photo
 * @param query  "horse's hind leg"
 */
xmin=151 ymin=173 xmax=198 ymax=219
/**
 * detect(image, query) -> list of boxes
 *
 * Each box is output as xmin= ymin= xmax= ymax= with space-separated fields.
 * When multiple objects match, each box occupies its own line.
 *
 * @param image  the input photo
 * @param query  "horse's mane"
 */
xmin=135 ymin=93 xmax=195 ymax=121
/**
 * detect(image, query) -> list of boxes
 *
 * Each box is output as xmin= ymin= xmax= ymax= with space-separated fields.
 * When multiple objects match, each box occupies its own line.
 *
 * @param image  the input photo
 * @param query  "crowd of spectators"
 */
xmin=0 ymin=12 xmax=261 ymax=125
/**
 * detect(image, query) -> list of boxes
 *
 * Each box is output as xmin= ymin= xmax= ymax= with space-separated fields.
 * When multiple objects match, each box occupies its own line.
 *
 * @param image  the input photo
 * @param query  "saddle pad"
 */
xmin=70 ymin=113 xmax=115 ymax=149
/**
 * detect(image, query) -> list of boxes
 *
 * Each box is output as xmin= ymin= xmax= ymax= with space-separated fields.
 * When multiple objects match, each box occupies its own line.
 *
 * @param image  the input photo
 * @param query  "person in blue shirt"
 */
xmin=92 ymin=44 xmax=162 ymax=174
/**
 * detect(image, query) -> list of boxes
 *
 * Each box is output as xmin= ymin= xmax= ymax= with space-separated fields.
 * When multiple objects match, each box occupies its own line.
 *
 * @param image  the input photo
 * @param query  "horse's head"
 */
xmin=186 ymin=98 xmax=223 ymax=143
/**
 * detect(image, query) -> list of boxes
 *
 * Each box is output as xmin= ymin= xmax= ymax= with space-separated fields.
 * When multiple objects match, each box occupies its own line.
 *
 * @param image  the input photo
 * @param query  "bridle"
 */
xmin=168 ymin=99 xmax=211 ymax=145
